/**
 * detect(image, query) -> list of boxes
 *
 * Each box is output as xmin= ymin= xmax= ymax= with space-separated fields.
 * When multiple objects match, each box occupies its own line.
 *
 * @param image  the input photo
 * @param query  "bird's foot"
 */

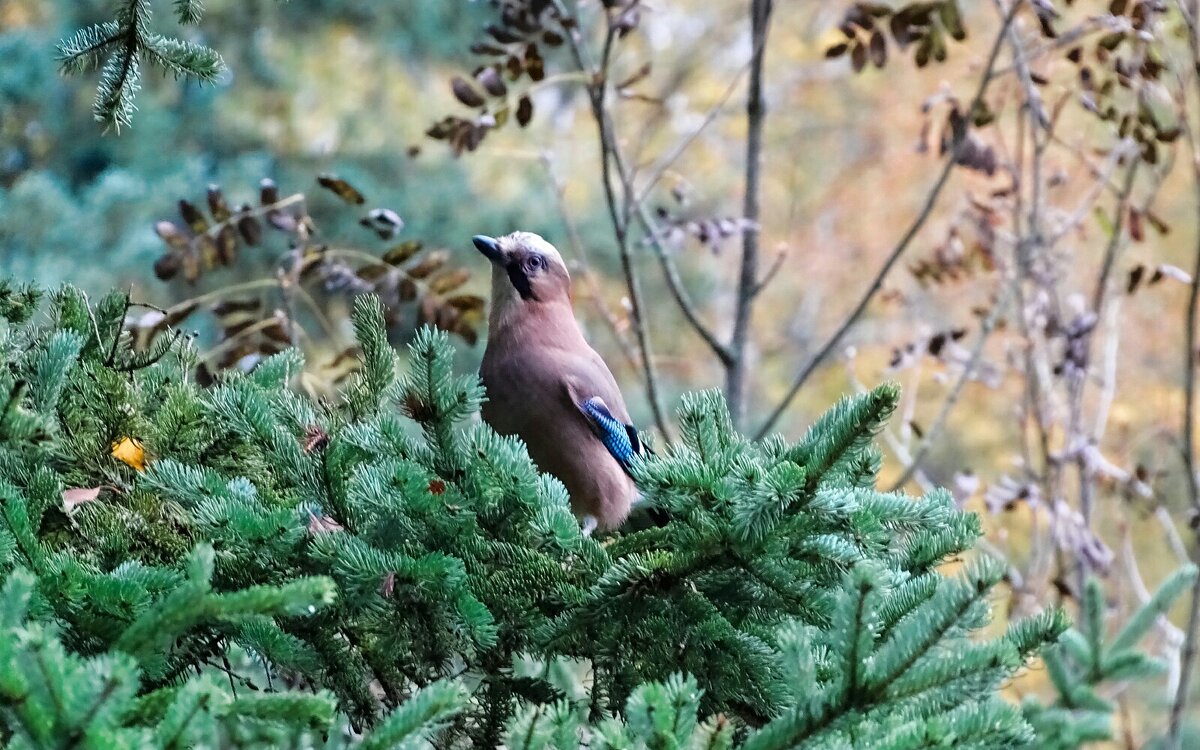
xmin=580 ymin=516 xmax=598 ymax=538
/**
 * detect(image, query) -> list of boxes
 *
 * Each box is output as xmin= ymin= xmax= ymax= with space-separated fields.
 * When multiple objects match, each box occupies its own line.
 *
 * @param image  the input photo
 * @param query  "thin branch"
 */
xmin=554 ymin=3 xmax=673 ymax=436
xmin=632 ymin=200 xmax=734 ymax=365
xmin=558 ymin=2 xmax=736 ymax=370
xmin=1091 ymin=155 xmax=1140 ymax=313
xmin=1046 ymin=138 xmax=1133 ymax=249
xmin=727 ymin=0 xmax=775 ymax=430
xmin=1157 ymin=507 xmax=1193 ymax=571
xmin=888 ymin=283 xmax=1013 ymax=491
xmin=754 ymin=243 xmax=791 ymax=296
xmin=1169 ymin=2 xmax=1200 ymax=743
xmin=635 ymin=56 xmax=754 ymax=205
xmin=753 ymin=1 xmax=1022 ymax=440
xmin=1067 ymin=154 xmax=1139 ymax=530
xmin=990 ymin=16 xmax=1106 ymax=79
xmin=537 ymin=150 xmax=641 ymax=373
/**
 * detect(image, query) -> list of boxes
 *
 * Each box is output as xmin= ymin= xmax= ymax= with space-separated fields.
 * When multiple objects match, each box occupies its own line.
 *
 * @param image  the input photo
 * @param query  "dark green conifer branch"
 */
xmin=0 ymin=282 xmax=1185 ymax=746
xmin=56 ymin=0 xmax=224 ymax=131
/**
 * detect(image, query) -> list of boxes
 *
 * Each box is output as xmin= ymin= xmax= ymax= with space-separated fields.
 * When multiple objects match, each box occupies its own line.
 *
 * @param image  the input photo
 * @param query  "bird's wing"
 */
xmin=557 ymin=352 xmax=647 ymax=474
xmin=578 ymin=396 xmax=643 ymax=472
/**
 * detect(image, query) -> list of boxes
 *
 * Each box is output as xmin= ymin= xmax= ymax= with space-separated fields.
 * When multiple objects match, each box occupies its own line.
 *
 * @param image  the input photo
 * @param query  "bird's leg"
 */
xmin=580 ymin=515 xmax=598 ymax=538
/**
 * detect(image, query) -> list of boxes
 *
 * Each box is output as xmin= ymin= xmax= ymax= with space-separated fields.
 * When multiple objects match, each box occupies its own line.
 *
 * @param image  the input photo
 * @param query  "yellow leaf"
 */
xmin=111 ymin=437 xmax=146 ymax=472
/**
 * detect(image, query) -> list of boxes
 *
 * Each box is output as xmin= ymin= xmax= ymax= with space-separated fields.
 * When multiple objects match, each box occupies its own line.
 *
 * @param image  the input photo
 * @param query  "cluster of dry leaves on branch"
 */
xmin=143 ymin=174 xmax=484 ymax=387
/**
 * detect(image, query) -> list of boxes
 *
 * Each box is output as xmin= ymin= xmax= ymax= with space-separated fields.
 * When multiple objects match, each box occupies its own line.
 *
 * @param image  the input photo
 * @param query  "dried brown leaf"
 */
xmin=445 ymin=294 xmax=486 ymax=313
xmin=207 ymin=185 xmax=231 ymax=222
xmin=178 ymin=199 xmax=209 ymax=233
xmin=851 ymin=42 xmax=868 ymax=72
xmin=155 ymin=220 xmax=190 ymax=251
xmin=1128 ymin=208 xmax=1144 ymax=242
xmin=383 ymin=240 xmax=424 ymax=265
xmin=317 ymin=174 xmax=366 ymax=205
xmin=237 ymin=213 xmax=262 ymax=246
xmin=516 ymin=95 xmax=533 ymax=127
xmin=430 ymin=268 xmax=471 ymax=295
xmin=868 ymin=30 xmax=887 ymax=68
xmin=477 ymin=67 xmax=507 ymax=97
xmin=939 ymin=1 xmax=966 ymax=41
xmin=195 ymin=234 xmax=220 ymax=270
xmin=1127 ymin=264 xmax=1145 ymax=294
xmin=154 ymin=253 xmax=181 ymax=280
xmin=407 ymin=250 xmax=449 ymax=280
xmin=452 ymin=76 xmax=486 ymax=107
xmin=357 ymin=263 xmax=392 ymax=283
xmin=825 ymin=42 xmax=849 ymax=59
xmin=217 ymin=225 xmax=238 ymax=265
xmin=212 ymin=298 xmax=261 ymax=316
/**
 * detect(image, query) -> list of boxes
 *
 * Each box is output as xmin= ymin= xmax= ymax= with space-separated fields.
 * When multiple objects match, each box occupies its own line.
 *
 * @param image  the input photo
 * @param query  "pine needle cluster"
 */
xmin=56 ymin=1 xmax=224 ymax=130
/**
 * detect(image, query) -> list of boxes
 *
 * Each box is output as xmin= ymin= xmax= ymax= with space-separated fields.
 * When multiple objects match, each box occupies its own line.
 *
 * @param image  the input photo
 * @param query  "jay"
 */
xmin=473 ymin=231 xmax=644 ymax=534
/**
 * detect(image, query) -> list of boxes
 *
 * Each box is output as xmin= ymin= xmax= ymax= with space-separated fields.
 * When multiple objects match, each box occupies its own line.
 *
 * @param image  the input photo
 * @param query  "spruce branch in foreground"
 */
xmin=57 ymin=0 xmax=224 ymax=130
xmin=0 ymin=281 xmax=1183 ymax=747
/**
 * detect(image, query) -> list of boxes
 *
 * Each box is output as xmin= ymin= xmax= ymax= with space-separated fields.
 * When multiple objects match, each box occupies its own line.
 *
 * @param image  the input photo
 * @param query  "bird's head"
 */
xmin=473 ymin=231 xmax=572 ymax=322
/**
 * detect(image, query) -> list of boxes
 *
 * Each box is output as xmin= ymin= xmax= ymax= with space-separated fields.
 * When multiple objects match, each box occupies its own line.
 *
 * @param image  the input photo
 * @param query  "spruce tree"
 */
xmin=0 ymin=280 xmax=1189 ymax=747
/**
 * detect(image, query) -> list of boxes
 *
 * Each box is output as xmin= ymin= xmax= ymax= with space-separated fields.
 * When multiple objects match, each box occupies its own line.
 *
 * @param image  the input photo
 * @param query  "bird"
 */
xmin=473 ymin=231 xmax=645 ymax=535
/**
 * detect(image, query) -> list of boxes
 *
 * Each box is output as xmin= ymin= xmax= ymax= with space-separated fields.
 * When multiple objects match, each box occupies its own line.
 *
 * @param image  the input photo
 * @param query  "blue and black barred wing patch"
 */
xmin=580 ymin=397 xmax=642 ymax=472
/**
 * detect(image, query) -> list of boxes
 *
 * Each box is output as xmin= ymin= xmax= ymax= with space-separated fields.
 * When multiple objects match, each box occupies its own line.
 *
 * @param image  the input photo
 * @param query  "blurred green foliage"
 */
xmin=0 ymin=0 xmax=563 ymax=304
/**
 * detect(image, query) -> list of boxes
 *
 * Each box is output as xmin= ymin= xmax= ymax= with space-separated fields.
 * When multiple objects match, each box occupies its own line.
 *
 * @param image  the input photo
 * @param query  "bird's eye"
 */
xmin=526 ymin=255 xmax=545 ymax=272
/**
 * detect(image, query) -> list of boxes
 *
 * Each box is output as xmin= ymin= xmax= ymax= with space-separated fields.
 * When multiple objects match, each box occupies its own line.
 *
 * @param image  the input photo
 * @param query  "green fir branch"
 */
xmin=56 ymin=0 xmax=226 ymax=130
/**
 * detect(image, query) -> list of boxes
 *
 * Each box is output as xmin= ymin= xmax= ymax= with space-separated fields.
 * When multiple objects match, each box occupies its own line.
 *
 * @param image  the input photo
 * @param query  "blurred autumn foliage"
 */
xmin=7 ymin=0 xmax=1200 ymax=744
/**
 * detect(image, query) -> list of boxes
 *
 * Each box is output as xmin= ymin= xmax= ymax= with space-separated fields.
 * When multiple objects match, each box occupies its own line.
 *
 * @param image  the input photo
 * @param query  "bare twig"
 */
xmin=1046 ymin=139 xmax=1133 ymax=249
xmin=888 ymin=284 xmax=1013 ymax=491
xmin=1091 ymin=156 xmax=1140 ymax=314
xmin=554 ymin=6 xmax=673 ymax=436
xmin=1123 ymin=524 xmax=1186 ymax=697
xmin=635 ymin=57 xmax=754 ymax=205
xmin=754 ymin=1 xmax=1022 ymax=440
xmin=727 ymin=0 xmax=775 ymax=430
xmin=754 ymin=244 xmax=791 ymax=296
xmin=1169 ymin=2 xmax=1200 ymax=743
xmin=537 ymin=150 xmax=641 ymax=373
xmin=1067 ymin=155 xmax=1139 ymax=530
xmin=632 ymin=200 xmax=734 ymax=365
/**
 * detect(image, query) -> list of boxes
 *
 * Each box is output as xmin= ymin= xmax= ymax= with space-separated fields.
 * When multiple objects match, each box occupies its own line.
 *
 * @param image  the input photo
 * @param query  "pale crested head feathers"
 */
xmin=474 ymin=231 xmax=573 ymax=329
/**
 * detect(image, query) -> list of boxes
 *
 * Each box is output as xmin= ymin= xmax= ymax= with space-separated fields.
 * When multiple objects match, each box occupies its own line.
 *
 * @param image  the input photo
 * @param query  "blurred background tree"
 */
xmin=6 ymin=0 xmax=1200 ymax=744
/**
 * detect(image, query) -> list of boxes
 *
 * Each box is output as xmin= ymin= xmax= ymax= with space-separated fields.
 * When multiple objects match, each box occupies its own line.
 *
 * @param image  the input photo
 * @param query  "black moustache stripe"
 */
xmin=506 ymin=264 xmax=537 ymax=301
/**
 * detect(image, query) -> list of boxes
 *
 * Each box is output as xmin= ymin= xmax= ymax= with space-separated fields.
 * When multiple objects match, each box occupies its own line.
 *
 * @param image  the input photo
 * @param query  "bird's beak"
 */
xmin=473 ymin=235 xmax=504 ymax=264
